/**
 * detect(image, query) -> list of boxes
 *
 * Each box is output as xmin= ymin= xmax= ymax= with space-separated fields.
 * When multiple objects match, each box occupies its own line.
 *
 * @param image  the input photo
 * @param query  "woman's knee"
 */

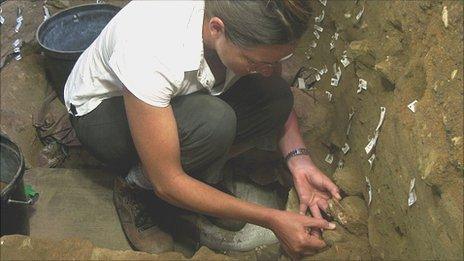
xmin=174 ymin=94 xmax=237 ymax=159
xmin=195 ymin=98 xmax=237 ymax=153
xmin=270 ymin=82 xmax=294 ymax=125
xmin=257 ymin=76 xmax=294 ymax=127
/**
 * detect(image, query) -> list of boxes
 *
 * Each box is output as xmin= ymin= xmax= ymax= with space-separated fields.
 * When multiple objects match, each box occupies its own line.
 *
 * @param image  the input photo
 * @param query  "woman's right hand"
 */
xmin=269 ymin=210 xmax=336 ymax=260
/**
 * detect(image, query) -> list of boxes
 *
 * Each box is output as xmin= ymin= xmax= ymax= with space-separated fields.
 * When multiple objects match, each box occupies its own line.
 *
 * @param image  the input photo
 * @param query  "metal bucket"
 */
xmin=0 ymin=134 xmax=36 ymax=236
xmin=36 ymin=3 xmax=121 ymax=103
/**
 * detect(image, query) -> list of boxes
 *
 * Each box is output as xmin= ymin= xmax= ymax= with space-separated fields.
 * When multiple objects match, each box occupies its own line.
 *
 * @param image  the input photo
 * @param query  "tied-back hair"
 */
xmin=204 ymin=0 xmax=312 ymax=48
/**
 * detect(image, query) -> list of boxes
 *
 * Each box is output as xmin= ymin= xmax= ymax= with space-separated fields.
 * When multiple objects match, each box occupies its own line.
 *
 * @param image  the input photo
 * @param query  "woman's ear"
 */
xmin=207 ymin=17 xmax=225 ymax=39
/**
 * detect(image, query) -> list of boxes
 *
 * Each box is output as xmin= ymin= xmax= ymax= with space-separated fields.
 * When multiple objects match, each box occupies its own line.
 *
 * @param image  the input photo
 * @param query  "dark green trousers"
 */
xmin=69 ymin=74 xmax=293 ymax=184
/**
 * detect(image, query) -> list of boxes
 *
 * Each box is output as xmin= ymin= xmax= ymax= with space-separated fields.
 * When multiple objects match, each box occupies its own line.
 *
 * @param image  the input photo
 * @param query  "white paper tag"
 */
xmin=15 ymin=16 xmax=23 ymax=33
xmin=356 ymin=5 xmax=365 ymax=21
xmin=14 ymin=7 xmax=23 ymax=33
xmin=319 ymin=65 xmax=328 ymax=75
xmin=330 ymin=41 xmax=335 ymax=50
xmin=12 ymin=39 xmax=22 ymax=56
xmin=309 ymin=41 xmax=317 ymax=48
xmin=313 ymin=30 xmax=320 ymax=40
xmin=314 ymin=24 xmax=324 ymax=32
xmin=335 ymin=65 xmax=342 ymax=79
xmin=375 ymin=107 xmax=387 ymax=132
xmin=43 ymin=5 xmax=51 ymax=21
xmin=342 ymin=143 xmax=350 ymax=154
xmin=407 ymin=100 xmax=418 ymax=113
xmin=331 ymin=65 xmax=342 ymax=86
xmin=0 ymin=15 xmax=4 ymax=25
xmin=315 ymin=10 xmax=325 ymax=23
xmin=341 ymin=57 xmax=350 ymax=67
xmin=325 ymin=91 xmax=333 ymax=102
xmin=325 ymin=154 xmax=334 ymax=164
xmin=298 ymin=77 xmax=306 ymax=90
xmin=304 ymin=50 xmax=311 ymax=60
xmin=408 ymin=178 xmax=417 ymax=207
xmin=442 ymin=6 xmax=448 ymax=28
xmin=365 ymin=176 xmax=372 ymax=206
xmin=368 ymin=154 xmax=376 ymax=170
xmin=357 ymin=79 xmax=368 ymax=93
xmin=349 ymin=110 xmax=355 ymax=121
xmin=365 ymin=131 xmax=379 ymax=154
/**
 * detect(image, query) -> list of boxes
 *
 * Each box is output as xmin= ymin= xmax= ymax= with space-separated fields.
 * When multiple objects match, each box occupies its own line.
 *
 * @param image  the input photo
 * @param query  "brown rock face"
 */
xmin=0 ymin=235 xmax=230 ymax=260
xmin=325 ymin=197 xmax=368 ymax=236
xmin=285 ymin=0 xmax=462 ymax=260
xmin=333 ymin=166 xmax=365 ymax=197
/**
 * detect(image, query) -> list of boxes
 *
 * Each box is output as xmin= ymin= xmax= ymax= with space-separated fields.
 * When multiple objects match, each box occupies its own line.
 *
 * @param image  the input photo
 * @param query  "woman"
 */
xmin=65 ymin=0 xmax=341 ymax=259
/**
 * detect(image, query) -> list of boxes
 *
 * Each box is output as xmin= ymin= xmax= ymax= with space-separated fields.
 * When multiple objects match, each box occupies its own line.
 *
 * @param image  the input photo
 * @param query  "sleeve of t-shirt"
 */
xmin=107 ymin=41 xmax=177 ymax=108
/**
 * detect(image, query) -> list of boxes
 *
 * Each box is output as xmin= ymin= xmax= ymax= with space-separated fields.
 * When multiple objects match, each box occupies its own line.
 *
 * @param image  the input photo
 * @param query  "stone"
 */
xmin=191 ymin=246 xmax=232 ymax=260
xmin=291 ymin=88 xmax=334 ymax=141
xmin=333 ymin=166 xmax=364 ymax=197
xmin=323 ymin=224 xmax=350 ymax=245
xmin=340 ymin=197 xmax=368 ymax=235
xmin=348 ymin=40 xmax=376 ymax=68
xmin=325 ymin=197 xmax=368 ymax=236
xmin=375 ymin=57 xmax=402 ymax=92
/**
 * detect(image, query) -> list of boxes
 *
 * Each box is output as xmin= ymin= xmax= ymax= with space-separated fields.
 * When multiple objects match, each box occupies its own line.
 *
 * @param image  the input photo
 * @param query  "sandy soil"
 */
xmin=284 ymin=0 xmax=463 ymax=260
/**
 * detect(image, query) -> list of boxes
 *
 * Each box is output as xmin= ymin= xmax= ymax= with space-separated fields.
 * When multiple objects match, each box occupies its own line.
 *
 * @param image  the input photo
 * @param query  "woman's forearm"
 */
xmin=156 ymin=170 xmax=279 ymax=229
xmin=278 ymin=109 xmax=317 ymax=171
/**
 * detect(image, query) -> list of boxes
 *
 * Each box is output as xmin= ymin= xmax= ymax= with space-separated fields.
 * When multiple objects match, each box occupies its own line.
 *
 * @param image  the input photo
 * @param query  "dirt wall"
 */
xmin=287 ymin=1 xmax=463 ymax=259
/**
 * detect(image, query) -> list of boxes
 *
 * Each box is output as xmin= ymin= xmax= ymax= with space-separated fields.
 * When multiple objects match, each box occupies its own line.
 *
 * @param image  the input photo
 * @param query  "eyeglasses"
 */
xmin=242 ymin=52 xmax=294 ymax=70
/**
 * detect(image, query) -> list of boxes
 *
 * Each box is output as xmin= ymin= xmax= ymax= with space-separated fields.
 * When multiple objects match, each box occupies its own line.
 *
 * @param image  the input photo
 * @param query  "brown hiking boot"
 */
xmin=113 ymin=177 xmax=174 ymax=253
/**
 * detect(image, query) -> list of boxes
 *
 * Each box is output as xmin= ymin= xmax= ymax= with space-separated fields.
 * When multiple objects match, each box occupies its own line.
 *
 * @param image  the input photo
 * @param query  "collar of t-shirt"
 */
xmin=181 ymin=1 xmax=239 ymax=96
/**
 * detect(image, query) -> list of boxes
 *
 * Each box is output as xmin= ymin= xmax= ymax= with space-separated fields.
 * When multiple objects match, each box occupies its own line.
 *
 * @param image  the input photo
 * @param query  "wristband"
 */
xmin=284 ymin=148 xmax=310 ymax=162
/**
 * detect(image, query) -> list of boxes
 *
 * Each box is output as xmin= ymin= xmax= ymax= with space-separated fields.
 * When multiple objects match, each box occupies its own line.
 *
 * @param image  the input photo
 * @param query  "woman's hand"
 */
xmin=288 ymin=156 xmax=341 ymax=219
xmin=269 ymin=210 xmax=336 ymax=260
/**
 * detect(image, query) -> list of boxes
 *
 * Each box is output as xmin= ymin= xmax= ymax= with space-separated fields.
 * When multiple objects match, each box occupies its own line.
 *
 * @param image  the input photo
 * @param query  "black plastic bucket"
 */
xmin=0 ymin=134 xmax=32 ymax=236
xmin=36 ymin=4 xmax=121 ymax=103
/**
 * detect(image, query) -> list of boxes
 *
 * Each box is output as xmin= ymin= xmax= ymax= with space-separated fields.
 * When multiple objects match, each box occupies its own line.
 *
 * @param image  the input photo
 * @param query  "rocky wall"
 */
xmin=286 ymin=0 xmax=463 ymax=260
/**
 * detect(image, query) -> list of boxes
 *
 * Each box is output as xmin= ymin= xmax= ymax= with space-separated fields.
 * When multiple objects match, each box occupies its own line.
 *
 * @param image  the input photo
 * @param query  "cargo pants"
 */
xmin=69 ymin=74 xmax=294 ymax=184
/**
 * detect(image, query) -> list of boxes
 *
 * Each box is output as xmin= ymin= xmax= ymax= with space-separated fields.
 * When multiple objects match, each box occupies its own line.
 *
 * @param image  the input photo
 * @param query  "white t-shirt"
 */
xmin=64 ymin=0 xmax=240 ymax=116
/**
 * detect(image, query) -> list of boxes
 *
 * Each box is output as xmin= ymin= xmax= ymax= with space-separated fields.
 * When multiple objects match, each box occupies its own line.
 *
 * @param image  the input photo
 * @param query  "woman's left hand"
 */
xmin=289 ymin=157 xmax=341 ymax=220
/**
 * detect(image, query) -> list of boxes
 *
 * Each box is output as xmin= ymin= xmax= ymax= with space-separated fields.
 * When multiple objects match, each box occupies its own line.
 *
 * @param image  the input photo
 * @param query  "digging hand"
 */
xmin=269 ymin=210 xmax=336 ymax=260
xmin=290 ymin=158 xmax=341 ymax=218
